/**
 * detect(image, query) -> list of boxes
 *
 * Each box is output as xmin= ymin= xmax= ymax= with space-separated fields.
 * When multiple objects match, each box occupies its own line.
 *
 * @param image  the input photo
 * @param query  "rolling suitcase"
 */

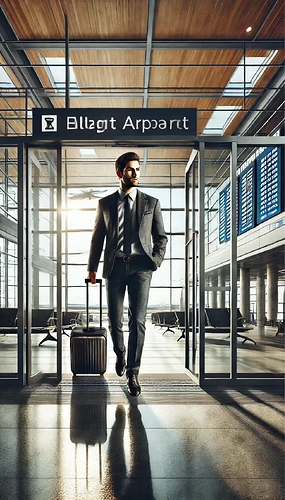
xmin=70 ymin=278 xmax=107 ymax=375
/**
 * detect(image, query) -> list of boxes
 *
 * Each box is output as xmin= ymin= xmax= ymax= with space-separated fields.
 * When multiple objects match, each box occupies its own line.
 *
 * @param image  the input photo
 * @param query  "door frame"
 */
xmin=0 ymin=134 xmax=283 ymax=387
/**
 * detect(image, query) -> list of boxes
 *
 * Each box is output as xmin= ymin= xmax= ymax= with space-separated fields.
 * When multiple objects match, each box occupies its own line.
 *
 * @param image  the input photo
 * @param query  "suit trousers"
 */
xmin=105 ymin=256 xmax=153 ymax=375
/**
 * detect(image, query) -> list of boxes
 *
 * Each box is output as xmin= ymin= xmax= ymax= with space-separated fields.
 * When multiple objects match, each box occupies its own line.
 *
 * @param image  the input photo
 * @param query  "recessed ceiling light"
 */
xmin=246 ymin=26 xmax=252 ymax=32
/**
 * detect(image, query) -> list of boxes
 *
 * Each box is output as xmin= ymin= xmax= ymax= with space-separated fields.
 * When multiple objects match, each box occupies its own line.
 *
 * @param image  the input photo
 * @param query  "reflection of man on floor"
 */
xmin=101 ymin=404 xmax=156 ymax=500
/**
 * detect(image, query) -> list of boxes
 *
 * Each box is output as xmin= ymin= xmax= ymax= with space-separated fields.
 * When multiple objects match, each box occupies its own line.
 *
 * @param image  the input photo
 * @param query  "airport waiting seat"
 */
xmin=31 ymin=309 xmax=56 ymax=346
xmin=0 ymin=308 xmax=56 ymax=345
xmin=62 ymin=311 xmax=79 ymax=329
xmin=205 ymin=308 xmax=256 ymax=344
xmin=156 ymin=311 xmax=178 ymax=335
xmin=52 ymin=311 xmax=79 ymax=330
xmin=38 ymin=310 xmax=81 ymax=345
xmin=175 ymin=310 xmax=208 ymax=342
xmin=0 ymin=308 xmax=18 ymax=334
xmin=0 ymin=308 xmax=18 ymax=327
xmin=151 ymin=312 xmax=160 ymax=326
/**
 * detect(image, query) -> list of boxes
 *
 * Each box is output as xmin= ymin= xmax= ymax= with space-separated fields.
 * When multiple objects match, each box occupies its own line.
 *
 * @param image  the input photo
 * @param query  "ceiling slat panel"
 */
xmin=150 ymin=50 xmax=243 ymax=91
xmin=27 ymin=49 xmax=145 ymax=93
xmin=148 ymin=149 xmax=191 ymax=159
xmin=0 ymin=0 xmax=148 ymax=39
xmin=50 ymin=97 xmax=143 ymax=108
xmin=256 ymin=0 xmax=285 ymax=38
xmin=71 ymin=50 xmax=145 ymax=91
xmin=154 ymin=0 xmax=280 ymax=39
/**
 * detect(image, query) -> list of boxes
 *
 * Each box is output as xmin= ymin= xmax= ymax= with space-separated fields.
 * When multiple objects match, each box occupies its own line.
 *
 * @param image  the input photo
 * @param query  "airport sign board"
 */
xmin=32 ymin=108 xmax=197 ymax=141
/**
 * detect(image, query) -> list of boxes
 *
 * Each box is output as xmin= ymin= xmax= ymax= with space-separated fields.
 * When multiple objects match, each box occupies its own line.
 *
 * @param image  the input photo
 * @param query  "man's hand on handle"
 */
xmin=88 ymin=271 xmax=97 ymax=284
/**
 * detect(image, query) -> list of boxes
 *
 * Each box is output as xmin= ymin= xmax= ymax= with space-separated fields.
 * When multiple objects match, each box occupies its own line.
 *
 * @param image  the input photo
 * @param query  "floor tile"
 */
xmin=0 ymin=477 xmax=283 ymax=500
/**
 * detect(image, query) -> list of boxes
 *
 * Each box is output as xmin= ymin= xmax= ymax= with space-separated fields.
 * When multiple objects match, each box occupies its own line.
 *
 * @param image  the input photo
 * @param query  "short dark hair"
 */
xmin=115 ymin=152 xmax=140 ymax=174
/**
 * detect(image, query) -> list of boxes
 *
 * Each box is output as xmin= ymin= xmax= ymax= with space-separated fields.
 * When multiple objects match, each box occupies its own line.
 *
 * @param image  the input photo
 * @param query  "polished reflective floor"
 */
xmin=0 ymin=380 xmax=284 ymax=500
xmin=0 ymin=323 xmax=284 ymax=499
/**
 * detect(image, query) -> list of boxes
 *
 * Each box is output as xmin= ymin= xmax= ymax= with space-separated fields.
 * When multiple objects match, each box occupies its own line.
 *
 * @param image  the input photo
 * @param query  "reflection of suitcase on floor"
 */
xmin=70 ymin=278 xmax=107 ymax=375
xmin=70 ymin=403 xmax=107 ymax=445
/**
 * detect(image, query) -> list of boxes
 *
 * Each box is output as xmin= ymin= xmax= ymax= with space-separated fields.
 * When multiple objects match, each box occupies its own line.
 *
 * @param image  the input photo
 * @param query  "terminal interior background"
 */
xmin=0 ymin=0 xmax=284 ymax=384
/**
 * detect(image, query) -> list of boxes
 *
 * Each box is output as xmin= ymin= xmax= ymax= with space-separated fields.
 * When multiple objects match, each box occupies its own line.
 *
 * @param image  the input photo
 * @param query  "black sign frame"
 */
xmin=32 ymin=108 xmax=197 ymax=141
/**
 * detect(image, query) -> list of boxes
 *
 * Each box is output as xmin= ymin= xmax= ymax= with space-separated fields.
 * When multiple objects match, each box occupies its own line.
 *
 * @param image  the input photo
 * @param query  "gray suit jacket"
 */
xmin=87 ymin=189 xmax=168 ymax=278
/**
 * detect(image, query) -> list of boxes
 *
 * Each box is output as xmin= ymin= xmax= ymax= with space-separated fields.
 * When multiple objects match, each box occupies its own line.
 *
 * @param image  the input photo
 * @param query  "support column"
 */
xmin=256 ymin=269 xmax=265 ymax=335
xmin=209 ymin=276 xmax=218 ymax=308
xmin=240 ymin=267 xmax=250 ymax=322
xmin=217 ymin=273 xmax=225 ymax=308
xmin=266 ymin=263 xmax=278 ymax=324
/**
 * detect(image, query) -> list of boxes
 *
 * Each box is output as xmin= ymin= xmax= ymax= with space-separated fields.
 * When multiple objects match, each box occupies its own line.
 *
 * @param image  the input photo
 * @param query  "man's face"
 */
xmin=118 ymin=160 xmax=141 ymax=189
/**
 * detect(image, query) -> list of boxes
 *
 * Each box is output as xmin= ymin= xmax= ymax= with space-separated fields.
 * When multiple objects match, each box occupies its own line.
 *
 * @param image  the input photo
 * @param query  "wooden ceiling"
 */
xmin=0 ymin=0 xmax=284 ymax=186
xmin=1 ymin=0 xmax=284 ymax=39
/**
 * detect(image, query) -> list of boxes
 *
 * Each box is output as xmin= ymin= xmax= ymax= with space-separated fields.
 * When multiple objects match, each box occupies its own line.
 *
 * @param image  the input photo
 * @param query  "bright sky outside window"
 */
xmin=223 ymin=50 xmax=278 ymax=97
xmin=203 ymin=106 xmax=241 ymax=135
xmin=44 ymin=57 xmax=79 ymax=92
xmin=0 ymin=66 xmax=15 ymax=89
xmin=78 ymin=149 xmax=96 ymax=156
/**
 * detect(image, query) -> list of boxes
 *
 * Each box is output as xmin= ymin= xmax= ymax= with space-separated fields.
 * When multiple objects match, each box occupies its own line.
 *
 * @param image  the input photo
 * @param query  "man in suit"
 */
xmin=87 ymin=152 xmax=168 ymax=396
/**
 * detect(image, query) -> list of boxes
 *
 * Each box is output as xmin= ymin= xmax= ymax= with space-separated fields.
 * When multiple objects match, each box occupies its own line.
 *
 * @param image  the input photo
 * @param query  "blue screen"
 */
xmin=239 ymin=163 xmax=255 ymax=234
xmin=219 ymin=184 xmax=231 ymax=243
xmin=256 ymin=147 xmax=282 ymax=224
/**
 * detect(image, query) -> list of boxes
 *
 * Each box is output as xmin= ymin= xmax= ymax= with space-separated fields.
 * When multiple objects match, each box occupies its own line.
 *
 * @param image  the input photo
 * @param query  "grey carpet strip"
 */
xmin=0 ymin=376 xmax=283 ymax=405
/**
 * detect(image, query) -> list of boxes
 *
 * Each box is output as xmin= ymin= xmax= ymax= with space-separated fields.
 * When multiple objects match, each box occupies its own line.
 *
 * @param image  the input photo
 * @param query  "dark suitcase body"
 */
xmin=70 ymin=278 xmax=107 ymax=375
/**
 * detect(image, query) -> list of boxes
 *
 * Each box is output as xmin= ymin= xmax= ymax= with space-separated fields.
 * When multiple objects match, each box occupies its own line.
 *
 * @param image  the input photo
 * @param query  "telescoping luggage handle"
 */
xmin=84 ymin=278 xmax=102 ymax=332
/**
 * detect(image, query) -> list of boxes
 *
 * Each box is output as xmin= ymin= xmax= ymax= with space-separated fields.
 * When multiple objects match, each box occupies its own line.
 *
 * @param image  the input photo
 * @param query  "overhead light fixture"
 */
xmin=246 ymin=26 xmax=252 ymax=32
xmin=78 ymin=148 xmax=97 ymax=156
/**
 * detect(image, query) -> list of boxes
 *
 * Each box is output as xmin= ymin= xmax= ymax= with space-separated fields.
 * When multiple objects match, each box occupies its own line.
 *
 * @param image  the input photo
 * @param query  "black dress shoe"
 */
xmin=127 ymin=373 xmax=141 ymax=396
xmin=115 ymin=354 xmax=126 ymax=377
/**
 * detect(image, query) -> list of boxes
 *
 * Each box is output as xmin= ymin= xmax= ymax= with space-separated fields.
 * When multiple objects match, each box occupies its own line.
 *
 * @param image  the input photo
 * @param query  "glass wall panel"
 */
xmin=151 ymin=260 xmax=170 ymax=287
xmin=171 ymin=260 xmax=184 ymax=288
xmin=142 ymin=188 xmax=170 ymax=208
xmin=65 ymin=209 xmax=96 ymax=231
xmin=171 ymin=211 xmax=184 ymax=232
xmin=161 ymin=211 xmax=170 ymax=233
xmin=204 ymin=149 xmax=231 ymax=376
xmin=170 ymin=235 xmax=184 ymax=258
xmin=29 ymin=149 xmax=58 ymax=377
xmin=0 ymin=147 xmax=18 ymax=379
xmin=171 ymin=188 xmax=185 ymax=209
xmin=236 ymin=146 xmax=284 ymax=376
xmin=148 ymin=288 xmax=171 ymax=311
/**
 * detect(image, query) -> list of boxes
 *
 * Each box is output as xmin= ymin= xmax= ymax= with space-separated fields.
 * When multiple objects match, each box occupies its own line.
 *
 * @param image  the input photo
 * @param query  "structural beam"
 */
xmin=0 ymin=7 xmax=53 ymax=109
xmin=29 ymin=91 xmax=261 ymax=99
xmin=143 ymin=0 xmax=156 ymax=108
xmin=4 ymin=39 xmax=284 ymax=51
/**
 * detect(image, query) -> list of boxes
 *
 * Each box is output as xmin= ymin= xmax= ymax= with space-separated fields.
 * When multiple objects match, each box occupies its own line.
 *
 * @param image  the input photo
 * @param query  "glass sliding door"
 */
xmin=0 ymin=145 xmax=19 ymax=384
xmin=27 ymin=147 xmax=62 ymax=383
xmin=186 ymin=138 xmax=284 ymax=387
xmin=185 ymin=150 xmax=199 ymax=379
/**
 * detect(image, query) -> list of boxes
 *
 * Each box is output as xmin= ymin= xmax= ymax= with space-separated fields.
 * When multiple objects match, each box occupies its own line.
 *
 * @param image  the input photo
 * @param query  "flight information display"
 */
xmin=239 ymin=163 xmax=255 ymax=234
xmin=219 ymin=184 xmax=231 ymax=243
xmin=256 ymin=147 xmax=282 ymax=224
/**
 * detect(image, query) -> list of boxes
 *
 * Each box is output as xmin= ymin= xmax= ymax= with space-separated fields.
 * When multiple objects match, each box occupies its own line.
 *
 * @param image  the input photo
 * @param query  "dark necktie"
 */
xmin=123 ymin=195 xmax=132 ymax=256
